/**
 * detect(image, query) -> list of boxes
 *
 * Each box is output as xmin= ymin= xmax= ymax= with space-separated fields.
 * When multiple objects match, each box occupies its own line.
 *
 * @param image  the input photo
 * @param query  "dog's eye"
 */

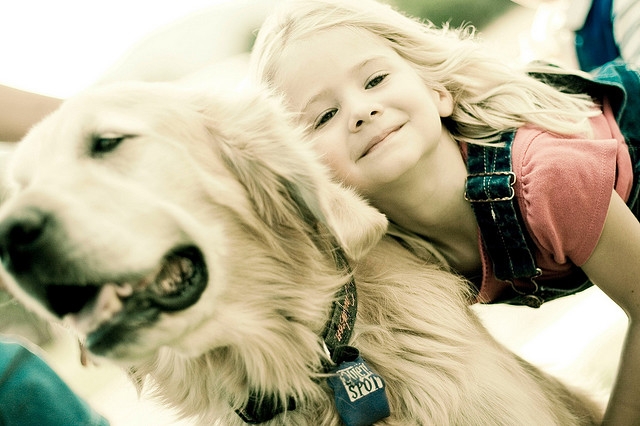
xmin=90 ymin=134 xmax=131 ymax=156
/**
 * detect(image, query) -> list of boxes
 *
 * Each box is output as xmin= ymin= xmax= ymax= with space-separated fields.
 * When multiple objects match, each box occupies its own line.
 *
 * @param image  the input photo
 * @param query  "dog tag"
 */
xmin=327 ymin=346 xmax=390 ymax=426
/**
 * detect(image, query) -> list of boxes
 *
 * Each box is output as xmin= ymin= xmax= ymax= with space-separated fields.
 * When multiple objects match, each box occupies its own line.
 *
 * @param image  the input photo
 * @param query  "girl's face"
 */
xmin=273 ymin=26 xmax=453 ymax=198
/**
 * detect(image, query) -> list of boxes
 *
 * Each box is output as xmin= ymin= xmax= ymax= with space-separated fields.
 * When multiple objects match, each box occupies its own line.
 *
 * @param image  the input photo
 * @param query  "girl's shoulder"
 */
xmin=512 ymin=97 xmax=631 ymax=200
xmin=511 ymin=114 xmax=630 ymax=266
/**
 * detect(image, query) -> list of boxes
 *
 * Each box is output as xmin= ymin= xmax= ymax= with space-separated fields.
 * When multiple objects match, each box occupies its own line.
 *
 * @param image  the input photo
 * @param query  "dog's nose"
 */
xmin=0 ymin=208 xmax=52 ymax=274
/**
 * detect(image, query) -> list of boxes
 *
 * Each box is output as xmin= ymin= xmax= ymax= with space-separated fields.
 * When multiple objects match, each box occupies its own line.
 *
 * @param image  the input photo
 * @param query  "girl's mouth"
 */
xmin=361 ymin=125 xmax=403 ymax=158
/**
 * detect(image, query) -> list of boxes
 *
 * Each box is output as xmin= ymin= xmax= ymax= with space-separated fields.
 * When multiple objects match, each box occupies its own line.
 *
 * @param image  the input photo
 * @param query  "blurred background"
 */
xmin=395 ymin=0 xmax=515 ymax=28
xmin=0 ymin=0 xmax=516 ymax=99
xmin=0 ymin=1 xmax=625 ymax=425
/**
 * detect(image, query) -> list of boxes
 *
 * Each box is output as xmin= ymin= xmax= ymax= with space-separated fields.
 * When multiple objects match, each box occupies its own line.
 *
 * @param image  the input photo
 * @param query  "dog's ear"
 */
xmin=308 ymin=179 xmax=388 ymax=260
xmin=202 ymin=88 xmax=387 ymax=260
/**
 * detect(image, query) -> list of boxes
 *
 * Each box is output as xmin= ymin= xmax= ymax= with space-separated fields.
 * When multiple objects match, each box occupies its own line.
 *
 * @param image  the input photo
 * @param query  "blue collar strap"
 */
xmin=321 ymin=247 xmax=358 ymax=354
xmin=322 ymin=250 xmax=390 ymax=426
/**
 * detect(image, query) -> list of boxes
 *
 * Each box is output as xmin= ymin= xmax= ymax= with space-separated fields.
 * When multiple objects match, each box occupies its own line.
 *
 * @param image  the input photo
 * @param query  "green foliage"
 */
xmin=390 ymin=0 xmax=515 ymax=29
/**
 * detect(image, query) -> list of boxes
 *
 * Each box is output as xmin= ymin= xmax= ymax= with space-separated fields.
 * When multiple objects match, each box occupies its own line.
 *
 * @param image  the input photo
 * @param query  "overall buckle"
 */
xmin=464 ymin=171 xmax=516 ymax=202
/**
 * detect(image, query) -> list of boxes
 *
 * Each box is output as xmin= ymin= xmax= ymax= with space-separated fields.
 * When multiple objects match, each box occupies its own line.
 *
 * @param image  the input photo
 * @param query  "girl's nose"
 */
xmin=349 ymin=105 xmax=381 ymax=132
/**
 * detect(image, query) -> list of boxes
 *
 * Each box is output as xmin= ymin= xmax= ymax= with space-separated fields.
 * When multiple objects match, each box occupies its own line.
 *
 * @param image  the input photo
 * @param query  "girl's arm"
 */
xmin=0 ymin=85 xmax=61 ymax=142
xmin=582 ymin=190 xmax=640 ymax=425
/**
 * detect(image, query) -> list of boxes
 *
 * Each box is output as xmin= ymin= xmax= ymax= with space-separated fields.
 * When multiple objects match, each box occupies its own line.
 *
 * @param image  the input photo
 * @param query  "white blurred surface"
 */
xmin=0 ymin=0 xmax=235 ymax=97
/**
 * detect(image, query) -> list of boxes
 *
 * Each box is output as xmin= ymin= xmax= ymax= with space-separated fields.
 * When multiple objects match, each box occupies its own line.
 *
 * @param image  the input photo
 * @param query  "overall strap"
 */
xmin=530 ymin=60 xmax=640 ymax=208
xmin=464 ymin=131 xmax=540 ymax=283
xmin=592 ymin=61 xmax=640 ymax=149
xmin=593 ymin=60 xmax=640 ymax=212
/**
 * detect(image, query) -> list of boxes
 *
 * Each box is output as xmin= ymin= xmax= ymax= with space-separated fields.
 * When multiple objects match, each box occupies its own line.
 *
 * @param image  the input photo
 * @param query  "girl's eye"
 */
xmin=366 ymin=73 xmax=388 ymax=89
xmin=314 ymin=109 xmax=337 ymax=129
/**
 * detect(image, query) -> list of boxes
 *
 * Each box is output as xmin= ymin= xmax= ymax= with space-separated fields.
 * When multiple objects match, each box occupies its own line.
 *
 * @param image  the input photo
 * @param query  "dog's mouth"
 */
xmin=137 ymin=245 xmax=208 ymax=312
xmin=44 ymin=246 xmax=207 ymax=352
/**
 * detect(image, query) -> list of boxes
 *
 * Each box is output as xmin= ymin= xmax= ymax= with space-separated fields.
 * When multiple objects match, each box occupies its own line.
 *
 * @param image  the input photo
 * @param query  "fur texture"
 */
xmin=0 ymin=81 xmax=601 ymax=425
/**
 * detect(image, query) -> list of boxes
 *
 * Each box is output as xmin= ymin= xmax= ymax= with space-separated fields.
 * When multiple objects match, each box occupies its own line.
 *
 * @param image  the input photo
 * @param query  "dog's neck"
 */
xmin=235 ymin=247 xmax=358 ymax=424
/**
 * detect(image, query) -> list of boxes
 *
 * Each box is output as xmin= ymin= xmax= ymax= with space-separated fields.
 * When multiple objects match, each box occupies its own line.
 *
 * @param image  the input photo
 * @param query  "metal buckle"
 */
xmin=507 ymin=268 xmax=544 ymax=308
xmin=464 ymin=171 xmax=516 ymax=202
xmin=508 ymin=268 xmax=542 ymax=294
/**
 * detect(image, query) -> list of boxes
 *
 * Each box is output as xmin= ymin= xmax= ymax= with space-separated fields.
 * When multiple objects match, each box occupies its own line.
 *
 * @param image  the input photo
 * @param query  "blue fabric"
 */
xmin=575 ymin=0 xmax=621 ymax=71
xmin=0 ymin=338 xmax=109 ymax=426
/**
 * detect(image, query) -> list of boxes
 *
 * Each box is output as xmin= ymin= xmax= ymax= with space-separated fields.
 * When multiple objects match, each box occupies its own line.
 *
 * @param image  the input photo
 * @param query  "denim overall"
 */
xmin=464 ymin=60 xmax=640 ymax=307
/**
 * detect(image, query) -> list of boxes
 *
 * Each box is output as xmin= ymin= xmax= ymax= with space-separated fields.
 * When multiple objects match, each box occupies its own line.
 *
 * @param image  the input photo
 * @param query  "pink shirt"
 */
xmin=476 ymin=100 xmax=634 ymax=303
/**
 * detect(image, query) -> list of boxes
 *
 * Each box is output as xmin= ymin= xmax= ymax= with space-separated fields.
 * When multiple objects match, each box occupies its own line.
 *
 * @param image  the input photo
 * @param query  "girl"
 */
xmin=249 ymin=0 xmax=640 ymax=424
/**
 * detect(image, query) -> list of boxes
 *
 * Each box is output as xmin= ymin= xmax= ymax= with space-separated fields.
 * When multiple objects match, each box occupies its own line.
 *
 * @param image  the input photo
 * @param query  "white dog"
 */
xmin=0 ymin=81 xmax=601 ymax=425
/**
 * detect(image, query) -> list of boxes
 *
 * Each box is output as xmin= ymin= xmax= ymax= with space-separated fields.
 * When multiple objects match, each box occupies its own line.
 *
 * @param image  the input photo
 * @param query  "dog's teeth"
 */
xmin=159 ymin=277 xmax=180 ymax=294
xmin=116 ymin=283 xmax=133 ymax=298
xmin=137 ymin=247 xmax=206 ymax=312
xmin=67 ymin=284 xmax=127 ymax=335
xmin=150 ymin=257 xmax=194 ymax=297
xmin=178 ymin=258 xmax=193 ymax=279
xmin=104 ymin=282 xmax=133 ymax=298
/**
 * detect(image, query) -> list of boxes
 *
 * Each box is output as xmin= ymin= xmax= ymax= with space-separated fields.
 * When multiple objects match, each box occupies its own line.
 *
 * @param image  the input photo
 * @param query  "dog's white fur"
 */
xmin=0 ymin=82 xmax=601 ymax=425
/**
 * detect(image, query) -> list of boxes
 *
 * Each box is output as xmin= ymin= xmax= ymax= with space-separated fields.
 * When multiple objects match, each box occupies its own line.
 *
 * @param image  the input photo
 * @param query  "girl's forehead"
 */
xmin=271 ymin=26 xmax=405 ymax=115
xmin=277 ymin=26 xmax=394 ymax=75
xmin=293 ymin=25 xmax=387 ymax=51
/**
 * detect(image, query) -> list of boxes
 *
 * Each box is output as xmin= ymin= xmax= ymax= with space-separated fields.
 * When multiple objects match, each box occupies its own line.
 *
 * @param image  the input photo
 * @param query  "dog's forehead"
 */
xmin=26 ymin=86 xmax=177 ymax=141
xmin=63 ymin=85 xmax=187 ymax=131
xmin=9 ymin=85 xmax=197 ymax=179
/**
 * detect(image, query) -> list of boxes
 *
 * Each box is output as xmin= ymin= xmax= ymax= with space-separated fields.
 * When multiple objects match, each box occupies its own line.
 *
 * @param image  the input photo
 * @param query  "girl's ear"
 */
xmin=435 ymin=89 xmax=454 ymax=118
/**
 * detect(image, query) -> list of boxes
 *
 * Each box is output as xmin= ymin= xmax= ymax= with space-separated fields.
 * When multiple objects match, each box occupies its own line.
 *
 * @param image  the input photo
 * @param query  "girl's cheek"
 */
xmin=312 ymin=135 xmax=335 ymax=158
xmin=318 ymin=148 xmax=347 ymax=177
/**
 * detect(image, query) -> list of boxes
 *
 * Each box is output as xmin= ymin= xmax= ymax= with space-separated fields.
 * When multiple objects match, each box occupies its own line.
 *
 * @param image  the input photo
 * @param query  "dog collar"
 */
xmin=235 ymin=247 xmax=357 ymax=424
xmin=321 ymin=247 xmax=358 ymax=358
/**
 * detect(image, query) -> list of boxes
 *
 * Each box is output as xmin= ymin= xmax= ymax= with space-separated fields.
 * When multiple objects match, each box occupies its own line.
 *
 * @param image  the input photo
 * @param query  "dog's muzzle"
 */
xmin=0 ymin=207 xmax=208 ymax=354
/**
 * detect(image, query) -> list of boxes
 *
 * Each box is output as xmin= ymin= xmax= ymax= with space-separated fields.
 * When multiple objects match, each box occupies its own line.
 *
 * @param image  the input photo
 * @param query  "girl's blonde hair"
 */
xmin=250 ymin=0 xmax=598 ymax=145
